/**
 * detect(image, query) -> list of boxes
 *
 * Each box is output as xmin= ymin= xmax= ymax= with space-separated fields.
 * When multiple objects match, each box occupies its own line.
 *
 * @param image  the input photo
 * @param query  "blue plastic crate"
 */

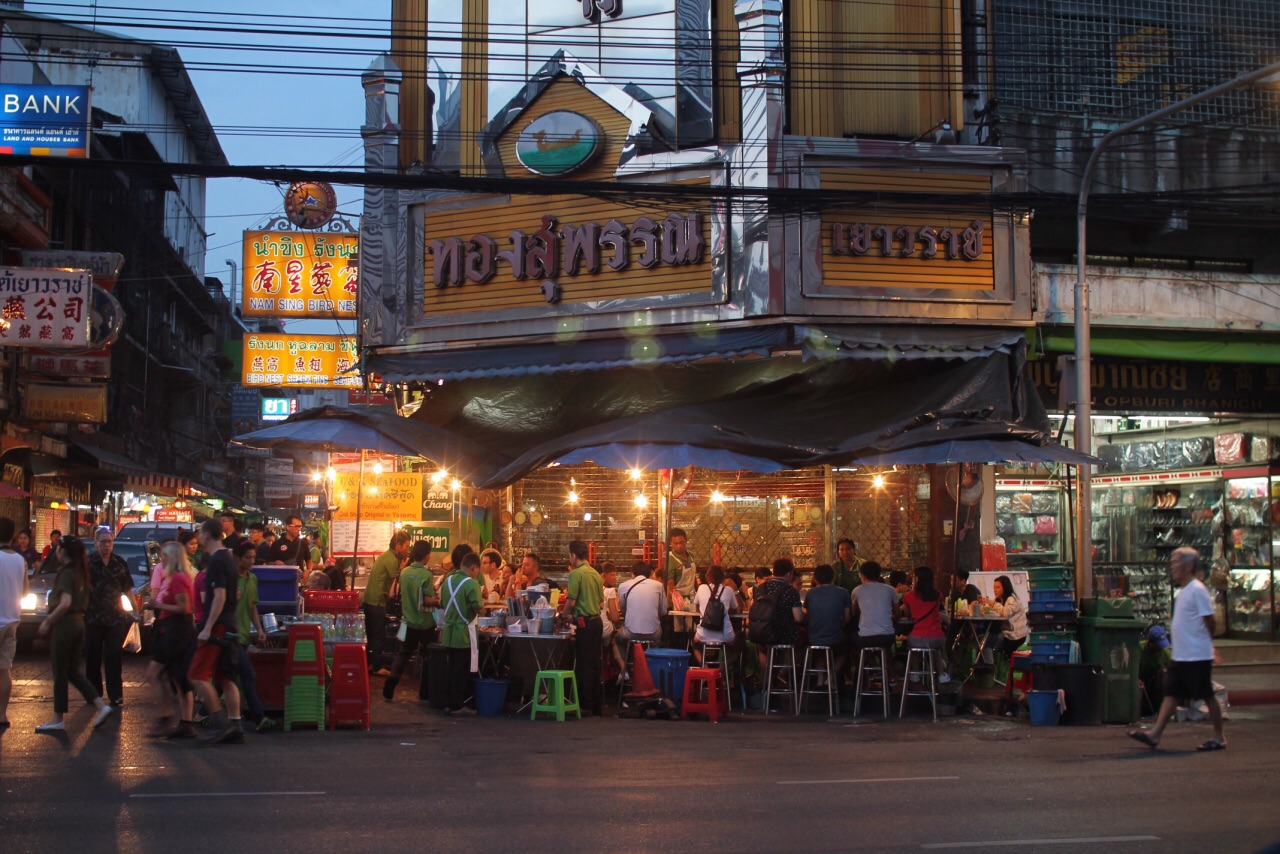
xmin=1029 ymin=640 xmax=1072 ymax=656
xmin=1027 ymin=597 xmax=1076 ymax=613
xmin=252 ymin=565 xmax=301 ymax=602
xmin=1028 ymin=651 xmax=1070 ymax=665
xmin=1030 ymin=588 xmax=1072 ymax=601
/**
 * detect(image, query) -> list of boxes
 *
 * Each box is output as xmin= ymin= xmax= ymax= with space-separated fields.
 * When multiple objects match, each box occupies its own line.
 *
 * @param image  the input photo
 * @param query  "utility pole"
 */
xmin=1074 ymin=60 xmax=1280 ymax=597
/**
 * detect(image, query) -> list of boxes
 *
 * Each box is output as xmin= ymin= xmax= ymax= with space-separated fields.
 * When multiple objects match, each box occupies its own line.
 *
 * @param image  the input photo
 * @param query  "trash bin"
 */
xmin=426 ymin=644 xmax=449 ymax=710
xmin=1054 ymin=663 xmax=1104 ymax=726
xmin=646 ymin=649 xmax=693 ymax=711
xmin=1079 ymin=598 xmax=1145 ymax=725
xmin=473 ymin=678 xmax=510 ymax=717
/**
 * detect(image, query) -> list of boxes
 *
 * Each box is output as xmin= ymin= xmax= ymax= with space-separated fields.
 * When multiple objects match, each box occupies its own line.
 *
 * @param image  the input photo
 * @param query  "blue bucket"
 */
xmin=473 ymin=678 xmax=509 ymax=717
xmin=645 ymin=649 xmax=693 ymax=710
xmin=1028 ymin=689 xmax=1061 ymax=727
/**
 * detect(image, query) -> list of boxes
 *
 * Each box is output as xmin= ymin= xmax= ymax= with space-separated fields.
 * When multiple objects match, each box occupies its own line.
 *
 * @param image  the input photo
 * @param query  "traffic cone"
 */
xmin=625 ymin=643 xmax=659 ymax=698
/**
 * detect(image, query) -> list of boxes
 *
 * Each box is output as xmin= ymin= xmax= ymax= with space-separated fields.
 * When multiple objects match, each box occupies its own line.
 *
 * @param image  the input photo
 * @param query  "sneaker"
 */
xmin=938 ymin=672 xmax=952 ymax=684
xmin=372 ymin=668 xmax=391 ymax=677
xmin=92 ymin=705 xmax=115 ymax=729
xmin=109 ymin=698 xmax=124 ymax=708
xmin=256 ymin=716 xmax=278 ymax=733
xmin=35 ymin=721 xmax=66 ymax=733
xmin=165 ymin=721 xmax=197 ymax=740
xmin=221 ymin=727 xmax=246 ymax=744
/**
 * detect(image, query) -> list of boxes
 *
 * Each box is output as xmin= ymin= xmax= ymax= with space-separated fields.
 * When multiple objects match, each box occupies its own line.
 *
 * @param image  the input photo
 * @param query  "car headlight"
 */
xmin=21 ymin=593 xmax=37 ymax=610
xmin=120 ymin=594 xmax=134 ymax=612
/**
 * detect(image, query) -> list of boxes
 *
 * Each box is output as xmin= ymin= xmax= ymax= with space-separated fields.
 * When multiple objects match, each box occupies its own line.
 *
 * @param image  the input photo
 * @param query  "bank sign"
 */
xmin=0 ymin=85 xmax=91 ymax=158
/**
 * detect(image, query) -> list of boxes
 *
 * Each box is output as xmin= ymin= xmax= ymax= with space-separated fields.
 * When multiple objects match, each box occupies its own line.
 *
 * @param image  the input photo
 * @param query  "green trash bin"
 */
xmin=1079 ymin=598 xmax=1145 ymax=725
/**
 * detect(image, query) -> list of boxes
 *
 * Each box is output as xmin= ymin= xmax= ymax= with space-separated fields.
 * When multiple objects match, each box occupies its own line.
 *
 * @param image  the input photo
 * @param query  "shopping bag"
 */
xmin=396 ymin=620 xmax=408 ymax=642
xmin=122 ymin=621 xmax=142 ymax=654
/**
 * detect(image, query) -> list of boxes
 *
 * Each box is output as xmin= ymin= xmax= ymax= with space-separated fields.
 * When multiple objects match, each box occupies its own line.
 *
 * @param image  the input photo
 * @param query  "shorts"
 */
xmin=1165 ymin=659 xmax=1214 ymax=703
xmin=0 ymin=622 xmax=16 ymax=669
xmin=187 ymin=623 xmax=240 ymax=685
xmin=856 ymin=633 xmax=896 ymax=650
xmin=906 ymin=635 xmax=945 ymax=650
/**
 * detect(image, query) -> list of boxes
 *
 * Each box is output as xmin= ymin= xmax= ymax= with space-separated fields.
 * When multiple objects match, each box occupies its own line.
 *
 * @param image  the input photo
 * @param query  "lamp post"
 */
xmin=1074 ymin=60 xmax=1280 ymax=597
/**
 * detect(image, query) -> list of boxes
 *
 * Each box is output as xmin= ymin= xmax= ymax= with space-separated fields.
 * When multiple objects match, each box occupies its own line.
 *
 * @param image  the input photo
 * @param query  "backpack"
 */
xmin=701 ymin=584 xmax=726 ymax=632
xmin=747 ymin=582 xmax=780 ymax=645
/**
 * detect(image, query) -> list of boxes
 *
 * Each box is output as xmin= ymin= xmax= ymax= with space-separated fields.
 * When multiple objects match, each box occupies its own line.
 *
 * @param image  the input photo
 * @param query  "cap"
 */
xmin=1147 ymin=625 xmax=1170 ymax=650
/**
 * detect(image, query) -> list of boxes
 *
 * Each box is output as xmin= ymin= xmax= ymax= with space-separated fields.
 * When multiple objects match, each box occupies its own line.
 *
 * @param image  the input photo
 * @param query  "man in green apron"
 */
xmin=563 ymin=539 xmax=604 ymax=717
xmin=439 ymin=550 xmax=482 ymax=715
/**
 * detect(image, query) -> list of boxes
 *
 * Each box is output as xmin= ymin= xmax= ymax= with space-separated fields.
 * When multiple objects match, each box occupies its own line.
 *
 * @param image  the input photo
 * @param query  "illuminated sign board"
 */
xmin=241 ymin=334 xmax=360 ymax=389
xmin=0 ymin=85 xmax=91 ymax=158
xmin=261 ymin=397 xmax=298 ymax=422
xmin=242 ymin=230 xmax=358 ymax=318
xmin=0 ymin=268 xmax=93 ymax=348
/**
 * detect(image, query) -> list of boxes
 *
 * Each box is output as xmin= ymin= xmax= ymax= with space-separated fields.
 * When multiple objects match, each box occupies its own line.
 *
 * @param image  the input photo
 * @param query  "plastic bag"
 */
xmin=122 ymin=621 xmax=142 ymax=654
xmin=981 ymin=537 xmax=1007 ymax=571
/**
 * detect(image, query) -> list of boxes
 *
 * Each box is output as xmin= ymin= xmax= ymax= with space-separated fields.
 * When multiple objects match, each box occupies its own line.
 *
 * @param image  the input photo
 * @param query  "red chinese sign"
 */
xmin=0 ymin=268 xmax=92 ymax=349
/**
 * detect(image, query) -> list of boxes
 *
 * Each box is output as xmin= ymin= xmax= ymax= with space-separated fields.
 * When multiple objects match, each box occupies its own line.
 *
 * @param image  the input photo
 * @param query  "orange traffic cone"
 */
xmin=626 ymin=643 xmax=659 ymax=698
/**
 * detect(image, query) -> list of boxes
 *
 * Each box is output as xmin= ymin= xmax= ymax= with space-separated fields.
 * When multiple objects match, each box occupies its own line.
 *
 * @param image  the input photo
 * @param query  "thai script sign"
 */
xmin=242 ymin=230 xmax=358 ymax=318
xmin=240 ymin=334 xmax=360 ymax=388
xmin=829 ymin=220 xmax=985 ymax=260
xmin=0 ymin=268 xmax=92 ymax=348
xmin=23 ymin=383 xmax=107 ymax=423
xmin=428 ymin=211 xmax=705 ymax=303
xmin=0 ymin=85 xmax=91 ymax=158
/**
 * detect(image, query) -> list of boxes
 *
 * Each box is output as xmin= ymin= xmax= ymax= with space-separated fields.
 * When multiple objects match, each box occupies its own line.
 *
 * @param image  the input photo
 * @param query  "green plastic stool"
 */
xmin=530 ymin=670 xmax=581 ymax=721
xmin=292 ymin=640 xmax=317 ymax=663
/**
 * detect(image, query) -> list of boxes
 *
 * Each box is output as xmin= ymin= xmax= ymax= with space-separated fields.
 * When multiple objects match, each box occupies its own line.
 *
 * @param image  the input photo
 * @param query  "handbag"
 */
xmin=122 ymin=621 xmax=142 ymax=654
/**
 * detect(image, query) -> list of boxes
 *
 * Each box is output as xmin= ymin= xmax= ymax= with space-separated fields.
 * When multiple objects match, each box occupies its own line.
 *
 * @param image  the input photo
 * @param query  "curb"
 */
xmin=1228 ymin=689 xmax=1280 ymax=707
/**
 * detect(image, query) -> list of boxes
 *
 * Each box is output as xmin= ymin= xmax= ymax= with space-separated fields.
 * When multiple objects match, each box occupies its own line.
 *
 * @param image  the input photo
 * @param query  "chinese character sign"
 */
xmin=241 ymin=333 xmax=360 ymax=389
xmin=242 ymin=230 xmax=358 ymax=319
xmin=0 ymin=268 xmax=92 ymax=348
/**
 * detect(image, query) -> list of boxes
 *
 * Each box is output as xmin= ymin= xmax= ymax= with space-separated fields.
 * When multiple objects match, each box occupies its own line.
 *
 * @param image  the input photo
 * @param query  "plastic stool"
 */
xmin=681 ymin=667 xmax=728 ymax=722
xmin=764 ymin=645 xmax=798 ymax=715
xmin=616 ymin=639 xmax=653 ymax=704
xmin=899 ymin=647 xmax=938 ymax=721
xmin=531 ymin=670 xmax=582 ymax=721
xmin=700 ymin=643 xmax=734 ymax=711
xmin=853 ymin=645 xmax=892 ymax=718
xmin=799 ymin=646 xmax=836 ymax=716
xmin=1006 ymin=650 xmax=1033 ymax=699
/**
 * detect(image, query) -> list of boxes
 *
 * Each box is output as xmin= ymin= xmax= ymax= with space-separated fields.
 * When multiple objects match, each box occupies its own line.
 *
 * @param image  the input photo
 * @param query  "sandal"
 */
xmin=1196 ymin=739 xmax=1227 ymax=752
xmin=1128 ymin=730 xmax=1159 ymax=748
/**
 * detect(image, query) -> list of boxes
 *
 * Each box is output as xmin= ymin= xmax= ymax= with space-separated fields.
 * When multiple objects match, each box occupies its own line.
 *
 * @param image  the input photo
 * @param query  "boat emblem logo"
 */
xmin=515 ymin=111 xmax=604 ymax=176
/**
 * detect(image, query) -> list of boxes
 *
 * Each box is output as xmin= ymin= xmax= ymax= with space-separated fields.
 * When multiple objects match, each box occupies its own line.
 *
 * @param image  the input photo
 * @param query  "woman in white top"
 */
xmin=693 ymin=565 xmax=738 ymax=664
xmin=986 ymin=574 xmax=1028 ymax=656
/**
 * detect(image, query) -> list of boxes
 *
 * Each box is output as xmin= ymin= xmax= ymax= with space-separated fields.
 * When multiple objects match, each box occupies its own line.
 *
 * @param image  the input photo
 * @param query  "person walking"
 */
xmin=142 ymin=541 xmax=197 ymax=738
xmin=35 ymin=536 xmax=114 ymax=732
xmin=188 ymin=520 xmax=243 ymax=745
xmin=439 ymin=550 xmax=482 ymax=715
xmin=233 ymin=541 xmax=276 ymax=732
xmin=383 ymin=540 xmax=438 ymax=702
xmin=562 ymin=539 xmax=604 ymax=716
xmin=362 ymin=530 xmax=411 ymax=675
xmin=0 ymin=517 xmax=26 ymax=729
xmin=1129 ymin=547 xmax=1227 ymax=751
xmin=85 ymin=528 xmax=140 ymax=707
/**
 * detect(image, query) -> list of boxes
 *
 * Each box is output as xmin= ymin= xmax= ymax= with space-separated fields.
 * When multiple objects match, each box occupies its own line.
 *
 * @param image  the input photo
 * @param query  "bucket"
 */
xmin=1028 ymin=690 xmax=1061 ymax=727
xmin=473 ymin=678 xmax=509 ymax=717
xmin=539 ymin=615 xmax=555 ymax=634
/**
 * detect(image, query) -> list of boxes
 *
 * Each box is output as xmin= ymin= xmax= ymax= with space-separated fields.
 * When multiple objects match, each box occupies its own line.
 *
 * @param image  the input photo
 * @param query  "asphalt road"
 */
xmin=2 ymin=652 xmax=1279 ymax=854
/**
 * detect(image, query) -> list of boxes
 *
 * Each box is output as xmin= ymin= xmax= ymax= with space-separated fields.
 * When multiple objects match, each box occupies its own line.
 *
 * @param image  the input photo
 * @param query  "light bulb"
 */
xmin=373 ymin=462 xmax=384 ymax=475
xmin=630 ymin=468 xmax=642 ymax=481
xmin=431 ymin=469 xmax=447 ymax=484
xmin=568 ymin=491 xmax=579 ymax=503
xmin=311 ymin=471 xmax=321 ymax=482
xmin=325 ymin=466 xmax=337 ymax=481
xmin=634 ymin=494 xmax=648 ymax=509
xmin=451 ymin=478 xmax=461 ymax=491
xmin=710 ymin=490 xmax=725 ymax=503
xmin=583 ymin=512 xmax=592 ymax=521
xmin=873 ymin=474 xmax=885 ymax=489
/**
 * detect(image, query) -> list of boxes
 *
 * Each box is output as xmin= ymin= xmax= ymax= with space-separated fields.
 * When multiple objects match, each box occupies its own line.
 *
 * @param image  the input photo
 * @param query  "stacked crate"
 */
xmin=284 ymin=623 xmax=326 ymax=731
xmin=1026 ymin=566 xmax=1078 ymax=666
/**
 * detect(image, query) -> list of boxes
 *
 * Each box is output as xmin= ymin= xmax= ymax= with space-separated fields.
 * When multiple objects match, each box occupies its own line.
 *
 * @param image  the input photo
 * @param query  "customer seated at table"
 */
xmin=692 ymin=565 xmax=738 ymax=664
xmin=803 ymin=564 xmax=851 ymax=674
xmin=889 ymin=570 xmax=911 ymax=602
xmin=306 ymin=570 xmax=330 ymax=591
xmin=725 ymin=570 xmax=748 ymax=613
xmin=899 ymin=566 xmax=950 ymax=684
xmin=982 ymin=574 xmax=1028 ymax=661
xmin=611 ymin=561 xmax=666 ymax=681
xmin=504 ymin=552 xmax=550 ymax=598
xmin=600 ymin=561 xmax=620 ymax=649
xmin=849 ymin=561 xmax=897 ymax=650
xmin=752 ymin=558 xmax=804 ymax=680
xmin=478 ymin=548 xmax=506 ymax=603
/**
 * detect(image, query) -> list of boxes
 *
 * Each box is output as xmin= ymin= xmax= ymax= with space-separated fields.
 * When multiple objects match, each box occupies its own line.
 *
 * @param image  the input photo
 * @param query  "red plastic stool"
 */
xmin=287 ymin=623 xmax=327 ymax=685
xmin=1005 ymin=650 xmax=1034 ymax=698
xmin=328 ymin=643 xmax=371 ymax=729
xmin=681 ymin=667 xmax=728 ymax=722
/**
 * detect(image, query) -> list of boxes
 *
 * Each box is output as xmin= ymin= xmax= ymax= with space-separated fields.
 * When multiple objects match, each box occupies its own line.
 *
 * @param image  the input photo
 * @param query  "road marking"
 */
xmin=779 ymin=776 xmax=959 ymax=786
xmin=130 ymin=791 xmax=325 ymax=799
xmin=922 ymin=836 xmax=1159 ymax=849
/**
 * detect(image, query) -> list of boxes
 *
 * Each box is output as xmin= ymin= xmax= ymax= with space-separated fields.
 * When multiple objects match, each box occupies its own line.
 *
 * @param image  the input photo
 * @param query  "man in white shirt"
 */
xmin=1129 ymin=547 xmax=1226 ymax=751
xmin=611 ymin=561 xmax=667 ymax=679
xmin=0 ymin=516 xmax=29 ymax=729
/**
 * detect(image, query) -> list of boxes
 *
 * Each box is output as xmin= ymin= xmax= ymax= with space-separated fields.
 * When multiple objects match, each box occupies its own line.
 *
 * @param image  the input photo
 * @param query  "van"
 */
xmin=115 ymin=521 xmax=193 ymax=544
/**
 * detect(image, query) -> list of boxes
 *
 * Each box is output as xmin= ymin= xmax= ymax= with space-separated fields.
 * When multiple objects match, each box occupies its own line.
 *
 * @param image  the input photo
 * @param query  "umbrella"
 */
xmin=0 ymin=482 xmax=29 ymax=499
xmin=851 ymin=438 xmax=1101 ymax=467
xmin=554 ymin=443 xmax=788 ymax=473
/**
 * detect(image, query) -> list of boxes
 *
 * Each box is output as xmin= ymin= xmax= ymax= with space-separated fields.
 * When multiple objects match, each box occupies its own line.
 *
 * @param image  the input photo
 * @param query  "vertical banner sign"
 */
xmin=0 ymin=85 xmax=91 ymax=158
xmin=242 ymin=230 xmax=358 ymax=318
xmin=0 ymin=268 xmax=92 ymax=348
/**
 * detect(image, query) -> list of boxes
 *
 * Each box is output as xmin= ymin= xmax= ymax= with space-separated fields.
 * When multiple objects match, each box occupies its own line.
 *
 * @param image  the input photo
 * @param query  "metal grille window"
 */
xmin=506 ymin=464 xmax=933 ymax=578
xmin=993 ymin=0 xmax=1280 ymax=125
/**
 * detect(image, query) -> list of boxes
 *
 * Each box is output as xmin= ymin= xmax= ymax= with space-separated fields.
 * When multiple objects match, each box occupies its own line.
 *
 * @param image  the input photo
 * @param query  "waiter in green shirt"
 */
xmin=561 ymin=539 xmax=604 ymax=717
xmin=439 ymin=549 xmax=483 ymax=715
xmin=361 ymin=531 xmax=411 ymax=675
xmin=831 ymin=538 xmax=864 ymax=593
xmin=383 ymin=540 xmax=439 ymax=702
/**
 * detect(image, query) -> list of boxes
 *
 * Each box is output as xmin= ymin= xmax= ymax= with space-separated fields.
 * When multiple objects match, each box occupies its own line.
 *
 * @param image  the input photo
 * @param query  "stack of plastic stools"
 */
xmin=531 ymin=670 xmax=581 ymax=721
xmin=328 ymin=642 xmax=370 ymax=730
xmin=681 ymin=667 xmax=728 ymax=722
xmin=284 ymin=623 xmax=326 ymax=732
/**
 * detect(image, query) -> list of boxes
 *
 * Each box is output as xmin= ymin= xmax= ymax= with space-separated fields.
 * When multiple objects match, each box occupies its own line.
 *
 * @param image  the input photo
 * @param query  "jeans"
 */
xmin=445 ymin=646 xmax=472 ymax=711
xmin=574 ymin=616 xmax=603 ymax=714
xmin=84 ymin=620 xmax=128 ymax=702
xmin=362 ymin=604 xmax=387 ymax=670
xmin=52 ymin=616 xmax=100 ymax=714
xmin=236 ymin=644 xmax=265 ymax=721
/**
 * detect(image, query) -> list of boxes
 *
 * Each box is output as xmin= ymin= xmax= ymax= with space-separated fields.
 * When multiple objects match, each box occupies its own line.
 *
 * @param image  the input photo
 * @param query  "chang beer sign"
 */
xmin=421 ymin=486 xmax=454 ymax=523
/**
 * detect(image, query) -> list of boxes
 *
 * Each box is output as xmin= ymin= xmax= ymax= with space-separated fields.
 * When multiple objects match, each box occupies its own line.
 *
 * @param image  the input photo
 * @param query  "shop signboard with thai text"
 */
xmin=23 ymin=383 xmax=106 ymax=423
xmin=240 ymin=334 xmax=360 ymax=388
xmin=0 ymin=85 xmax=91 ymax=158
xmin=331 ymin=472 xmax=425 ymax=521
xmin=242 ymin=230 xmax=358 ymax=318
xmin=401 ymin=525 xmax=450 ymax=555
xmin=1033 ymin=354 xmax=1280 ymax=415
xmin=0 ymin=268 xmax=92 ymax=348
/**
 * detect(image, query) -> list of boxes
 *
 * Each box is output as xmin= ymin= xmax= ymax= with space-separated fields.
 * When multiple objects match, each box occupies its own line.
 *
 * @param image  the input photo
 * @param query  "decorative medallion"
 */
xmin=515 ymin=111 xmax=604 ymax=176
xmin=284 ymin=181 xmax=338 ymax=229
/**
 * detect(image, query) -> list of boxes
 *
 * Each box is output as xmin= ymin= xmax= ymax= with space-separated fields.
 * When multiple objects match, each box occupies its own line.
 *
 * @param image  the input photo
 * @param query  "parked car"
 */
xmin=16 ymin=541 xmax=158 ymax=652
xmin=114 ymin=521 xmax=192 ymax=544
